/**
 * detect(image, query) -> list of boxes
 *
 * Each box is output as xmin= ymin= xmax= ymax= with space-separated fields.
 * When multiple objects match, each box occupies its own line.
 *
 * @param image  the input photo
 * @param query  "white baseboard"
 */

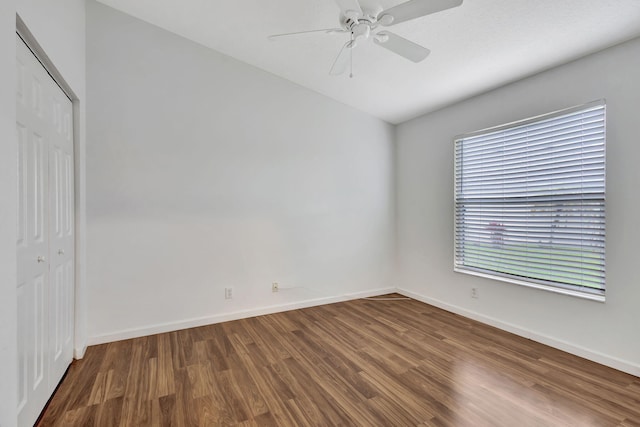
xmin=87 ymin=285 xmax=638 ymax=377
xmin=397 ymin=288 xmax=640 ymax=377
xmin=88 ymin=287 xmax=396 ymax=346
xmin=73 ymin=345 xmax=87 ymax=360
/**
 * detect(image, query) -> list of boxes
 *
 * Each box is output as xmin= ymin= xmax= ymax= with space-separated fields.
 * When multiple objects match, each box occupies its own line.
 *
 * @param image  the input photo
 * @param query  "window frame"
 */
xmin=453 ymin=100 xmax=606 ymax=302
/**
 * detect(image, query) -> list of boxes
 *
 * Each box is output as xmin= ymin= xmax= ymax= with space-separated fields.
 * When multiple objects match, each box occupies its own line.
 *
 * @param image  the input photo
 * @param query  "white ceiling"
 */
xmin=95 ymin=0 xmax=640 ymax=124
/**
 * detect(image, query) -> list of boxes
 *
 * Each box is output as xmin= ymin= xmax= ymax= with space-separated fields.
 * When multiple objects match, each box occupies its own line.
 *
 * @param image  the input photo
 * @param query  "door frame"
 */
xmin=16 ymin=14 xmax=86 ymax=359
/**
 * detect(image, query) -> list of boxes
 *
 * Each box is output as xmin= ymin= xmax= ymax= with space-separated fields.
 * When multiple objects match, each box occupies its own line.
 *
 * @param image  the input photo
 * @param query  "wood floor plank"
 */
xmin=37 ymin=294 xmax=640 ymax=426
xmin=100 ymin=340 xmax=133 ymax=401
xmin=94 ymin=395 xmax=124 ymax=427
xmin=172 ymin=368 xmax=201 ymax=426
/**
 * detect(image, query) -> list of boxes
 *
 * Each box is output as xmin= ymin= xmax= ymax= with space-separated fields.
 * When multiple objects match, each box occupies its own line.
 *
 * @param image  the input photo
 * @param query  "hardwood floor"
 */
xmin=37 ymin=295 xmax=640 ymax=426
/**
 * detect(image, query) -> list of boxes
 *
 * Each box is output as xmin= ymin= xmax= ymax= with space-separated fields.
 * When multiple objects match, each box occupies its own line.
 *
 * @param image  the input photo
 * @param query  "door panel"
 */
xmin=17 ymin=124 xmax=27 ymax=248
xmin=65 ymin=261 xmax=74 ymax=349
xmin=53 ymin=264 xmax=64 ymax=359
xmin=16 ymin=284 xmax=27 ymax=413
xmin=33 ymin=132 xmax=45 ymax=244
xmin=32 ymin=274 xmax=46 ymax=390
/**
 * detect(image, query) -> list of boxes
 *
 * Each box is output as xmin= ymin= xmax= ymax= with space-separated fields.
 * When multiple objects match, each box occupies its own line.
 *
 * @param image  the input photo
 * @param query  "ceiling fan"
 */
xmin=268 ymin=0 xmax=463 ymax=77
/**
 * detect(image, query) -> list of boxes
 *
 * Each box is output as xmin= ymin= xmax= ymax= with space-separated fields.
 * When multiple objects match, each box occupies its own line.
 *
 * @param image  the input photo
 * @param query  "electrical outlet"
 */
xmin=471 ymin=288 xmax=479 ymax=299
xmin=272 ymin=282 xmax=279 ymax=292
xmin=225 ymin=287 xmax=233 ymax=299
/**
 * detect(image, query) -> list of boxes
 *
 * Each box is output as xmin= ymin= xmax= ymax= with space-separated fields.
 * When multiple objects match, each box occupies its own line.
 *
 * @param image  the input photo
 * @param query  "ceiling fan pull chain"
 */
xmin=350 ymin=32 xmax=354 ymax=78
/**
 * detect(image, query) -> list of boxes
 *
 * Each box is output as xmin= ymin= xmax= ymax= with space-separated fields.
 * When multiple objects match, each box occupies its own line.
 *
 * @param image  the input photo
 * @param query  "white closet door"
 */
xmin=16 ymin=34 xmax=75 ymax=427
xmin=16 ymin=34 xmax=52 ymax=427
xmin=48 ymin=65 xmax=75 ymax=390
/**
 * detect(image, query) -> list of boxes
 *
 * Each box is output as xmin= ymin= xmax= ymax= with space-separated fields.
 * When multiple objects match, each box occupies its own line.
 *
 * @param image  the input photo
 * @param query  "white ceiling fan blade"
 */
xmin=377 ymin=0 xmax=463 ymax=26
xmin=374 ymin=31 xmax=430 ymax=62
xmin=335 ymin=0 xmax=363 ymax=16
xmin=268 ymin=28 xmax=346 ymax=40
xmin=330 ymin=41 xmax=352 ymax=75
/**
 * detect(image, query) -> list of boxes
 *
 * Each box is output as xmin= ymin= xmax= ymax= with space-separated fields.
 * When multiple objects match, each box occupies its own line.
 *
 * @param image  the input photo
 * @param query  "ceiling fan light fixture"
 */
xmin=343 ymin=9 xmax=360 ymax=20
xmin=374 ymin=33 xmax=389 ymax=43
xmin=352 ymin=22 xmax=371 ymax=41
xmin=377 ymin=14 xmax=394 ymax=26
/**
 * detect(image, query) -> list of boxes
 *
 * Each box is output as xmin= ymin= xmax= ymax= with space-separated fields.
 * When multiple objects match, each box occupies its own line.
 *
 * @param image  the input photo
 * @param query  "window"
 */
xmin=454 ymin=101 xmax=606 ymax=300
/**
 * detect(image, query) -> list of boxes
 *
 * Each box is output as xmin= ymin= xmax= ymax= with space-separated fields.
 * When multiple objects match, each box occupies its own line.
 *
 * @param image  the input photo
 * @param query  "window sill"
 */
xmin=454 ymin=267 xmax=606 ymax=303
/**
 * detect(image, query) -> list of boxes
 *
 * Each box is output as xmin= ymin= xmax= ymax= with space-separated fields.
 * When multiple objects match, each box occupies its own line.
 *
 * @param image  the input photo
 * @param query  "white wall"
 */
xmin=86 ymin=2 xmax=395 ymax=343
xmin=0 ymin=1 xmax=86 ymax=425
xmin=0 ymin=2 xmax=18 ymax=425
xmin=397 ymin=37 xmax=640 ymax=375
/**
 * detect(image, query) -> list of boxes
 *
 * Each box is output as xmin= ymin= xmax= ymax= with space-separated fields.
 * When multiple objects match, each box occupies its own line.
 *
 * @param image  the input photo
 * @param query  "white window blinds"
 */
xmin=454 ymin=102 xmax=606 ymax=298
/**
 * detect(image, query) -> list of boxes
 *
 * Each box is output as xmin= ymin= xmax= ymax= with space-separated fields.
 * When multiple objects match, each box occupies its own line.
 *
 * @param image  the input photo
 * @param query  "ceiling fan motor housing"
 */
xmin=343 ymin=15 xmax=373 ymax=43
